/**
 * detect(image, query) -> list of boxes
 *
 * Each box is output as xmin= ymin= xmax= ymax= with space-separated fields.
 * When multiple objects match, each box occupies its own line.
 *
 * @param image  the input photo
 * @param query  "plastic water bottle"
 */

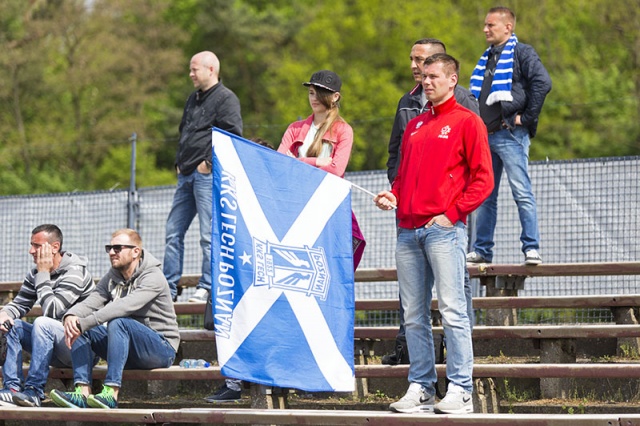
xmin=179 ymin=359 xmax=211 ymax=368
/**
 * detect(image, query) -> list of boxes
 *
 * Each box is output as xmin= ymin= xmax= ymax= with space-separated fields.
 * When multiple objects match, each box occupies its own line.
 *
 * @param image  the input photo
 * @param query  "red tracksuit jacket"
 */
xmin=392 ymin=95 xmax=494 ymax=229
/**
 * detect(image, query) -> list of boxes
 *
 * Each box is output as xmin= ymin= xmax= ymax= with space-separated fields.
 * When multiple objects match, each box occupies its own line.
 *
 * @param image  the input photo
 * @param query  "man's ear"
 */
xmin=451 ymin=73 xmax=459 ymax=88
xmin=505 ymin=22 xmax=514 ymax=34
xmin=51 ymin=241 xmax=61 ymax=254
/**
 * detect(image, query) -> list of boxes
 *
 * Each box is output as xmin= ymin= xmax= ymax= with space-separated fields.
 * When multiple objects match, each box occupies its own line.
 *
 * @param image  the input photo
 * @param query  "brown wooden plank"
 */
xmin=9 ymin=362 xmax=640 ymax=383
xmin=354 ymin=363 xmax=640 ymax=379
xmin=471 ymin=324 xmax=640 ymax=339
xmin=1 ymin=262 xmax=639 ymax=295
xmin=0 ymin=407 xmax=636 ymax=425
xmin=178 ymin=274 xmax=200 ymax=288
xmin=0 ymin=407 xmax=156 ymax=423
xmin=152 ymin=409 xmax=640 ymax=425
xmin=468 ymin=261 xmax=640 ymax=278
xmin=11 ymin=294 xmax=640 ymax=319
xmin=44 ymin=365 xmax=224 ymax=381
xmin=0 ymin=282 xmax=22 ymax=292
xmin=467 ymin=294 xmax=640 ymax=309
xmin=3 ymin=322 xmax=638 ymax=343
xmin=355 ymin=299 xmax=400 ymax=310
xmin=174 ymin=302 xmax=207 ymax=315
xmin=354 ymin=268 xmax=398 ymax=282
xmin=180 ymin=329 xmax=216 ymax=341
xmin=355 ymin=325 xmax=640 ymax=340
xmin=354 ymin=295 xmax=640 ymax=311
xmin=352 ymin=262 xmax=640 ymax=281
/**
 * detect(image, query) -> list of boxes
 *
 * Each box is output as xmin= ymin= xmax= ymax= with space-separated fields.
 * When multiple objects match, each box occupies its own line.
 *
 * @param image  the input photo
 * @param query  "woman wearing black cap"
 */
xmin=278 ymin=70 xmax=353 ymax=178
xmin=278 ymin=70 xmax=365 ymax=268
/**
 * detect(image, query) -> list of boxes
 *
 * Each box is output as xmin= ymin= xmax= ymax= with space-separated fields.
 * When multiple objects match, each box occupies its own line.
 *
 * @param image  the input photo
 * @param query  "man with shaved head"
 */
xmin=164 ymin=51 xmax=243 ymax=304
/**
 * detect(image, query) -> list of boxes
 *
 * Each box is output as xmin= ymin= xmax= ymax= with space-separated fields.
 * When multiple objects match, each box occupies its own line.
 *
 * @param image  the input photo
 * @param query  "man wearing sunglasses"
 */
xmin=0 ymin=224 xmax=94 ymax=408
xmin=49 ymin=229 xmax=180 ymax=410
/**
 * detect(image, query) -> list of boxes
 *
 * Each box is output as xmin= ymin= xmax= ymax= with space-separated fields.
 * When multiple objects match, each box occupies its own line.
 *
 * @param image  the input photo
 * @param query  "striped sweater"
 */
xmin=1 ymin=252 xmax=94 ymax=320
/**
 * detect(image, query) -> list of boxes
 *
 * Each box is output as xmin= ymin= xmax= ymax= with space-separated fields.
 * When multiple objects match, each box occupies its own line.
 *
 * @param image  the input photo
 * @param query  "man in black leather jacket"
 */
xmin=164 ymin=51 xmax=243 ymax=303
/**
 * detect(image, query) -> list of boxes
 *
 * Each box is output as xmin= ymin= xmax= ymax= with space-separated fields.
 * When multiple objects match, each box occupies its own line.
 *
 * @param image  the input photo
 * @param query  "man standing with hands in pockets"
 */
xmin=375 ymin=54 xmax=493 ymax=414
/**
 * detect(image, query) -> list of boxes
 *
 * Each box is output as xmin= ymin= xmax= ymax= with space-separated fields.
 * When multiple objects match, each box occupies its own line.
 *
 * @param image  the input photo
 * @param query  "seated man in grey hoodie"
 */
xmin=49 ymin=228 xmax=180 ymax=409
xmin=0 ymin=224 xmax=94 ymax=408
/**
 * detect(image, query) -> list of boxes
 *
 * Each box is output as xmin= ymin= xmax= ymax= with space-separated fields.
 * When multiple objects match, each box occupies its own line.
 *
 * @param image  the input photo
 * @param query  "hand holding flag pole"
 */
xmin=347 ymin=180 xmax=397 ymax=210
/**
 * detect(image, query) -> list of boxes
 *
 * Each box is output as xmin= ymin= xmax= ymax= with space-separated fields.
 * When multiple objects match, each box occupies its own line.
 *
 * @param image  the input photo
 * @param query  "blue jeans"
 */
xmin=70 ymin=318 xmax=176 ymax=388
xmin=396 ymin=223 xmax=473 ymax=394
xmin=2 ymin=317 xmax=71 ymax=399
xmin=473 ymin=126 xmax=540 ymax=262
xmin=164 ymin=170 xmax=213 ymax=298
xmin=397 ymin=268 xmax=474 ymax=338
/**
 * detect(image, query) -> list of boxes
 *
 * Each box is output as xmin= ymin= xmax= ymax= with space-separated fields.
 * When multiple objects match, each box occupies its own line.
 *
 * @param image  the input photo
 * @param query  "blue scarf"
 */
xmin=470 ymin=34 xmax=518 ymax=105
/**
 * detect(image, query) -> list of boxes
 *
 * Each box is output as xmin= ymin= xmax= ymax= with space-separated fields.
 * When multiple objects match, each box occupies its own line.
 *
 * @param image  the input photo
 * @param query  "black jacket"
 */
xmin=496 ymin=42 xmax=552 ymax=139
xmin=386 ymin=84 xmax=480 ymax=184
xmin=176 ymin=82 xmax=243 ymax=176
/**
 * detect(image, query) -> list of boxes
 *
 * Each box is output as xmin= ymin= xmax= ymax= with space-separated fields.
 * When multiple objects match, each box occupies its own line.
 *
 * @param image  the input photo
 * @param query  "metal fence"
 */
xmin=1 ymin=156 xmax=638 ymax=325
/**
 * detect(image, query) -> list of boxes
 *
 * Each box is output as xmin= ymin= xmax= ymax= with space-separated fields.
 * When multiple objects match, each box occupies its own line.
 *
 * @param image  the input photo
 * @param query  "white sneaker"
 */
xmin=389 ymin=382 xmax=435 ymax=413
xmin=188 ymin=288 xmax=209 ymax=303
xmin=524 ymin=249 xmax=542 ymax=265
xmin=434 ymin=383 xmax=473 ymax=414
xmin=466 ymin=251 xmax=490 ymax=263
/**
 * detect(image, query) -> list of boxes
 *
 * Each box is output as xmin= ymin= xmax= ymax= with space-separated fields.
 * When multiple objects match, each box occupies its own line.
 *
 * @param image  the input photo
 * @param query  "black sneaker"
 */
xmin=382 ymin=336 xmax=410 ymax=365
xmin=205 ymin=384 xmax=242 ymax=402
xmin=381 ymin=352 xmax=398 ymax=365
xmin=12 ymin=388 xmax=41 ymax=407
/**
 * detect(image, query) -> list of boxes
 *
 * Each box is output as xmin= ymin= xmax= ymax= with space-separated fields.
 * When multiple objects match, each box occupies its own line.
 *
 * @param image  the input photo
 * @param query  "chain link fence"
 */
xmin=1 ymin=157 xmax=638 ymax=326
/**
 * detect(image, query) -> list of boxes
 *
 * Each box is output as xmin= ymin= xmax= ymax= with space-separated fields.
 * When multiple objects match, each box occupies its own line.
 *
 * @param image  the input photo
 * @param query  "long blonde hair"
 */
xmin=306 ymin=86 xmax=344 ymax=158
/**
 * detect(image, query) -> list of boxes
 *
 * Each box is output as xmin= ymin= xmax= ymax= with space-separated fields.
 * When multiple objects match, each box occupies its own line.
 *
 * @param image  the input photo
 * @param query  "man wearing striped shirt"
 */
xmin=0 ymin=224 xmax=94 ymax=408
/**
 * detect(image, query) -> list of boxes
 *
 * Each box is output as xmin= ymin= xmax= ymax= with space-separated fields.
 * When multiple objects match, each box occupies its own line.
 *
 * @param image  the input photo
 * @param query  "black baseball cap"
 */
xmin=303 ymin=70 xmax=342 ymax=93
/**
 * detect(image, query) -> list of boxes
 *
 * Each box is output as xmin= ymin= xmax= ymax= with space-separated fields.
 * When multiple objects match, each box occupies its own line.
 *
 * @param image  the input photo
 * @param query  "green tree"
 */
xmin=0 ymin=0 xmax=186 ymax=194
xmin=266 ymin=0 xmax=469 ymax=171
xmin=0 ymin=0 xmax=638 ymax=196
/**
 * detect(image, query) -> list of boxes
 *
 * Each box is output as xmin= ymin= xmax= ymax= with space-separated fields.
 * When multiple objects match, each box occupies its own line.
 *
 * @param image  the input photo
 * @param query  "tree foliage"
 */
xmin=0 ymin=0 xmax=638 ymax=195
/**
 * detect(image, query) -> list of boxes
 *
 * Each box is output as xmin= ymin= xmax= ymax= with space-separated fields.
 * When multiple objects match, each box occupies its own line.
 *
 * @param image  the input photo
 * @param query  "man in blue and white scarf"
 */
xmin=467 ymin=6 xmax=552 ymax=266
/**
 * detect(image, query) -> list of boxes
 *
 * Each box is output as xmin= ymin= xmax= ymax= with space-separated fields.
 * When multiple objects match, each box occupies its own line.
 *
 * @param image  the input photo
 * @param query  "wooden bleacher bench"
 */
xmin=353 ymin=261 xmax=640 ymax=282
xmin=13 ymin=294 xmax=640 ymax=319
xmin=0 ymin=406 xmax=639 ymax=425
xmin=0 ymin=263 xmax=639 ymax=419
xmin=3 ymin=361 xmax=639 ymax=383
xmin=353 ymin=324 xmax=640 ymax=340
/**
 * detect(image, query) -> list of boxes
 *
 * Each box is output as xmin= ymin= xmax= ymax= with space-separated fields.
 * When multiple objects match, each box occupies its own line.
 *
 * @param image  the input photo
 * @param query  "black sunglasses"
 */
xmin=105 ymin=244 xmax=137 ymax=254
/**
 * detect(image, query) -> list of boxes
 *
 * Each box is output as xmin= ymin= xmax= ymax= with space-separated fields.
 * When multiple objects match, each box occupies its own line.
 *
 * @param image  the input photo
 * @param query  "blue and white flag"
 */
xmin=211 ymin=128 xmax=355 ymax=392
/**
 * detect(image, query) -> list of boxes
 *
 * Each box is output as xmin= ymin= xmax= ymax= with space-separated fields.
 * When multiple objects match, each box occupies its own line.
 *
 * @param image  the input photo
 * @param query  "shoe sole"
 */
xmin=434 ymin=406 xmax=474 ymax=414
xmin=524 ymin=259 xmax=542 ymax=265
xmin=87 ymin=397 xmax=115 ymax=409
xmin=205 ymin=397 xmax=242 ymax=403
xmin=0 ymin=400 xmax=17 ymax=407
xmin=13 ymin=398 xmax=39 ymax=408
xmin=390 ymin=404 xmax=434 ymax=413
xmin=50 ymin=392 xmax=84 ymax=409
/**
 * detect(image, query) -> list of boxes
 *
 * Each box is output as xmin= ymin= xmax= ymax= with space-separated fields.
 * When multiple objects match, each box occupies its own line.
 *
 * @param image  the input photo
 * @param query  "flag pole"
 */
xmin=347 ymin=180 xmax=397 ymax=210
xmin=349 ymin=181 xmax=377 ymax=198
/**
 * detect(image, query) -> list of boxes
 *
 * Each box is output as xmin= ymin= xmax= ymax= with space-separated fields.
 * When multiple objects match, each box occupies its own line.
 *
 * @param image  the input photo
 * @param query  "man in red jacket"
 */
xmin=375 ymin=54 xmax=493 ymax=415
